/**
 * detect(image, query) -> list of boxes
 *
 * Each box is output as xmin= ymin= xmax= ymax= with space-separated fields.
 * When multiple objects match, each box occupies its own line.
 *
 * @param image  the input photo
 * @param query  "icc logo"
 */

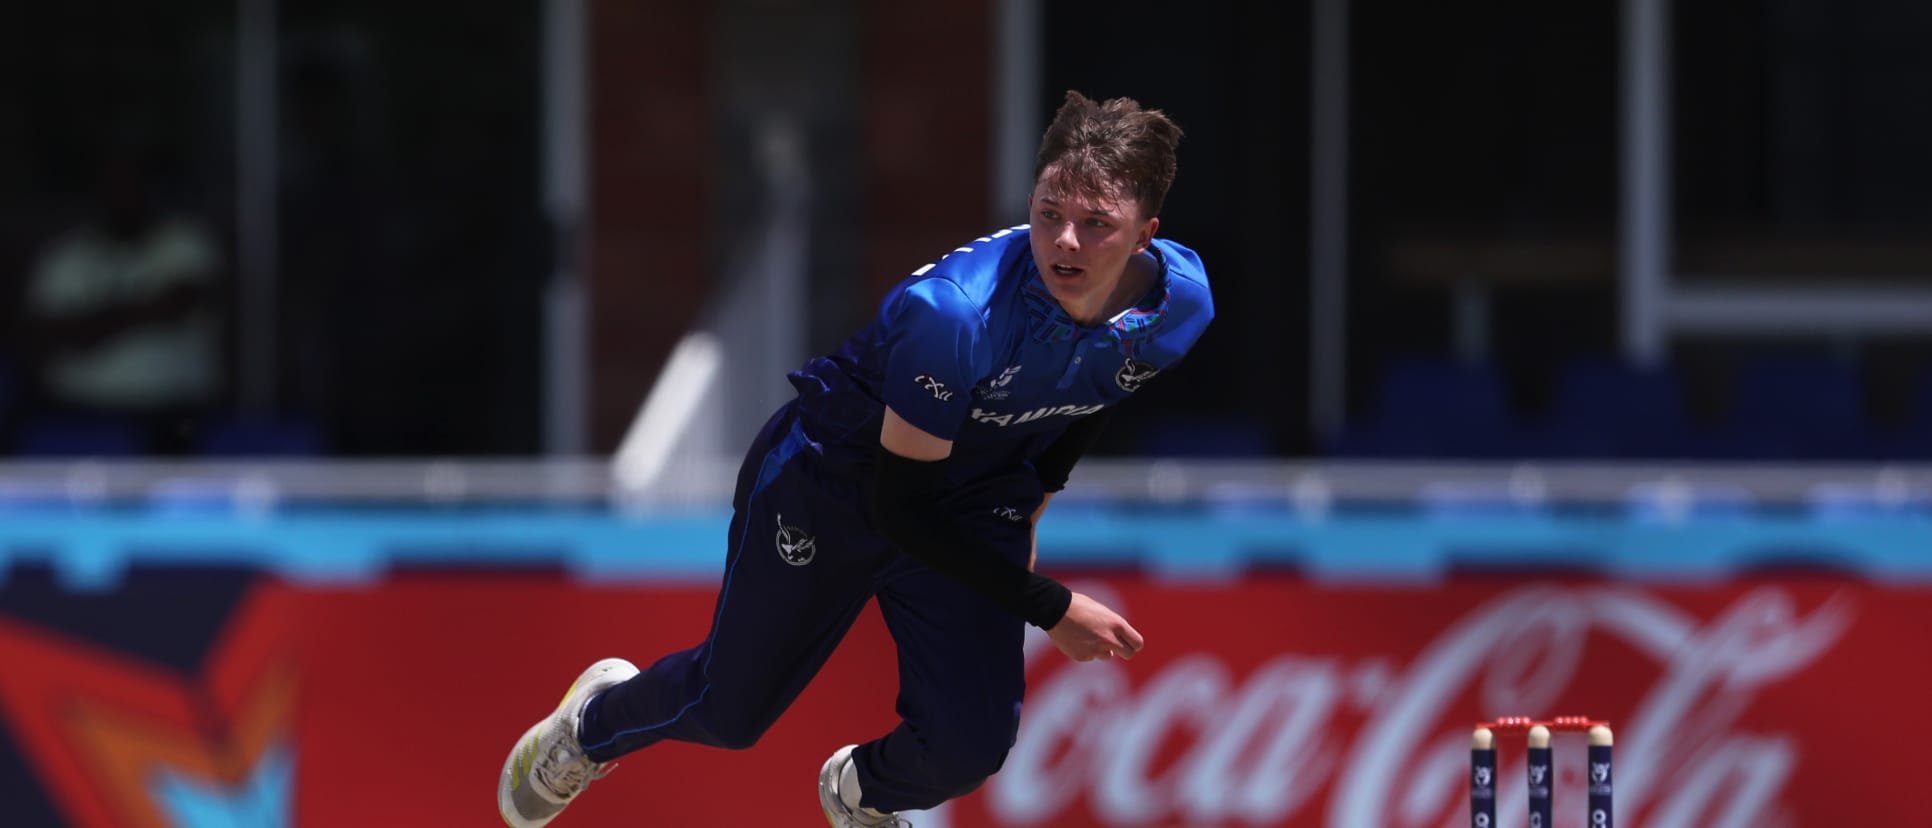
xmin=1592 ymin=762 xmax=1611 ymax=784
xmin=1472 ymin=766 xmax=1492 ymax=787
xmin=977 ymin=365 xmax=1023 ymax=400
xmin=776 ymin=514 xmax=817 ymax=565
xmin=1530 ymin=765 xmax=1548 ymax=785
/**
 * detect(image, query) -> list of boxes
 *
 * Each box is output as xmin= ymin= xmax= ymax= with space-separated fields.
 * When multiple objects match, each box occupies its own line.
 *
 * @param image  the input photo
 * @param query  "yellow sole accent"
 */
xmin=510 ymin=736 xmax=538 ymax=791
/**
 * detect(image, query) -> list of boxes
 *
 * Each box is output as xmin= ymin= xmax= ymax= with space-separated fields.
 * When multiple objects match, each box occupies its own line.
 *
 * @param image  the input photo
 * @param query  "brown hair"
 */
xmin=1032 ymin=91 xmax=1184 ymax=218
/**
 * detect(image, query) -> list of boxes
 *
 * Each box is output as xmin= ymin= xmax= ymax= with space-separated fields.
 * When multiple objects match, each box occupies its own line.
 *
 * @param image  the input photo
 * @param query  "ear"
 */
xmin=1135 ymin=217 xmax=1160 ymax=253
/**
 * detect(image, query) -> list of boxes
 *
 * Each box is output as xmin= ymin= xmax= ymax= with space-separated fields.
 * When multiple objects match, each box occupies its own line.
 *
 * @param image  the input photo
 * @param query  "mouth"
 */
xmin=1048 ymin=264 xmax=1086 ymax=279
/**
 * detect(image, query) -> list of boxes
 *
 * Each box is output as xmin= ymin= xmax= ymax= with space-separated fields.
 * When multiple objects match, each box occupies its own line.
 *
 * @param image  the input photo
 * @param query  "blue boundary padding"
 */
xmin=2 ymin=506 xmax=1930 ymax=590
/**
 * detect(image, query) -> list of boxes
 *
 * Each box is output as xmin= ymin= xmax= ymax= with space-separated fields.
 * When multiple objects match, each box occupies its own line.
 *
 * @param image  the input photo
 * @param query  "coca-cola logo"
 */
xmin=988 ymin=584 xmax=1852 ymax=827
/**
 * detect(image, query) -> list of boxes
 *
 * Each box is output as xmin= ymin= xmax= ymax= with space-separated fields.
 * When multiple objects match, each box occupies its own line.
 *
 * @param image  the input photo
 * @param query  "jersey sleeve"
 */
xmin=880 ymin=278 xmax=989 ymax=441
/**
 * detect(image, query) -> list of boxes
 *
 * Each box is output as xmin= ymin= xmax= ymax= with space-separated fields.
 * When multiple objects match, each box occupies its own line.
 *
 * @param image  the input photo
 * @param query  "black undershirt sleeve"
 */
xmin=871 ymin=449 xmax=1074 ymax=629
xmin=1031 ymin=407 xmax=1116 ymax=492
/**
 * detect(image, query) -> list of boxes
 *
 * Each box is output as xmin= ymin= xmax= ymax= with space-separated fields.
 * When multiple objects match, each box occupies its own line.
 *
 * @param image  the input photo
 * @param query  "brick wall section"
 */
xmin=861 ymin=0 xmax=991 ymax=300
xmin=586 ymin=2 xmax=993 ymax=451
xmin=587 ymin=1 xmax=710 ymax=451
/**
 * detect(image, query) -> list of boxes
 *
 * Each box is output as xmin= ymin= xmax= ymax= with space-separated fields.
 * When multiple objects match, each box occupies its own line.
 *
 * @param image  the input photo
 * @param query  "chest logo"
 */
xmin=975 ymin=365 xmax=1023 ymax=400
xmin=1115 ymin=360 xmax=1160 ymax=392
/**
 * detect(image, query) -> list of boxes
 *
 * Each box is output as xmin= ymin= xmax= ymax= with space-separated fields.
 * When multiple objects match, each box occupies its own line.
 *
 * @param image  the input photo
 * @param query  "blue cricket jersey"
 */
xmin=787 ymin=225 xmax=1215 ymax=486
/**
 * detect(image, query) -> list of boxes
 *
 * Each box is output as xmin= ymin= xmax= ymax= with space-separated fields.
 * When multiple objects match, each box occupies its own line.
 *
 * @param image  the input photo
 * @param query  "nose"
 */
xmin=1055 ymin=221 xmax=1079 ymax=251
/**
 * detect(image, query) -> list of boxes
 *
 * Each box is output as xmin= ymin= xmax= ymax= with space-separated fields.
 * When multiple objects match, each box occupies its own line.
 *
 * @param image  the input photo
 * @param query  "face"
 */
xmin=1027 ymin=171 xmax=1158 ymax=322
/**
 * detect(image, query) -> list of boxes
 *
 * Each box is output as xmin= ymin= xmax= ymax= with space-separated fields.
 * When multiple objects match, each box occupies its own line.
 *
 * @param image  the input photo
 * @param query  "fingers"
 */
xmin=1074 ymin=641 xmax=1122 ymax=662
xmin=1090 ymin=642 xmax=1123 ymax=661
xmin=1052 ymin=604 xmax=1146 ymax=662
xmin=1106 ymin=622 xmax=1144 ymax=660
xmin=1074 ymin=638 xmax=1141 ymax=662
xmin=1091 ymin=622 xmax=1144 ymax=662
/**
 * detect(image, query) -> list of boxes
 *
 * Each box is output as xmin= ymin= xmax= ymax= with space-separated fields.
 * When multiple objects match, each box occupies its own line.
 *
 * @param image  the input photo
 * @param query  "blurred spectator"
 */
xmin=16 ymin=145 xmax=226 ymax=454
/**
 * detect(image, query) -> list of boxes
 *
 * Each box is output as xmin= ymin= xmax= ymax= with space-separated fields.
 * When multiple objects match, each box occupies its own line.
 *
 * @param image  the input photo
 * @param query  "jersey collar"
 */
xmin=1021 ymin=246 xmax=1171 ymax=349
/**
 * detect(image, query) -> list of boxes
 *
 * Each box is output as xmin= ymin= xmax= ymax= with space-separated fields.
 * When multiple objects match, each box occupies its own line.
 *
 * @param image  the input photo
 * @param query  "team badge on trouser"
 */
xmin=777 ymin=514 xmax=817 ymax=565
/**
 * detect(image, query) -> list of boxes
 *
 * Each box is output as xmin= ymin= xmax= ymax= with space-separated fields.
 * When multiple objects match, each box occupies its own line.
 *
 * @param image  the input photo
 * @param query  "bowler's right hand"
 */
xmin=1047 ymin=592 xmax=1144 ymax=662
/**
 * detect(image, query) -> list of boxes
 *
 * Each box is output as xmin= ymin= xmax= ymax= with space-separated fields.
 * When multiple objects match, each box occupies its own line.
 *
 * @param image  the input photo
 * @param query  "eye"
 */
xmin=1039 ymin=208 xmax=1061 ymax=221
xmin=1086 ymin=218 xmax=1110 ymax=228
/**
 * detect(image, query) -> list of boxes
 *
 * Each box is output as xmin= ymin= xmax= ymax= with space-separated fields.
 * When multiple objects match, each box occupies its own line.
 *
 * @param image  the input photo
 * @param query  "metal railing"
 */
xmin=0 ymin=459 xmax=1926 ymax=510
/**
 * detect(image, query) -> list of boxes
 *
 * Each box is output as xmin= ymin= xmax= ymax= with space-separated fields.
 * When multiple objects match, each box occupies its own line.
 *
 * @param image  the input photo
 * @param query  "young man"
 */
xmin=499 ymin=91 xmax=1214 ymax=828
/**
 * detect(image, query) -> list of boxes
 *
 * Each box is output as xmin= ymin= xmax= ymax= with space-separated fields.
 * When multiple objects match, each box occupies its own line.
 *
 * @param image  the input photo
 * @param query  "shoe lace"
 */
xmin=534 ymin=739 xmax=613 ymax=801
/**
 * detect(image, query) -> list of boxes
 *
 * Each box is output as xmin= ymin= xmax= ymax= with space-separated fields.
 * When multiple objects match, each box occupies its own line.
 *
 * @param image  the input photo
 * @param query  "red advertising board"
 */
xmin=2 ymin=574 xmax=1923 ymax=826
xmin=286 ymin=574 xmax=1927 ymax=828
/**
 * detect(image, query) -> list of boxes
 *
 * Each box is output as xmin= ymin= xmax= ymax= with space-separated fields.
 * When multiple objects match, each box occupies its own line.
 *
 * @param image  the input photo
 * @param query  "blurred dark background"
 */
xmin=4 ymin=0 xmax=1931 ymax=461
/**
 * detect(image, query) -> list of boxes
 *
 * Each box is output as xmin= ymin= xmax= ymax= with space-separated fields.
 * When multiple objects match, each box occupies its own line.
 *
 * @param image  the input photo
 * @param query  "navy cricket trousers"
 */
xmin=579 ymin=403 xmax=1039 ymax=812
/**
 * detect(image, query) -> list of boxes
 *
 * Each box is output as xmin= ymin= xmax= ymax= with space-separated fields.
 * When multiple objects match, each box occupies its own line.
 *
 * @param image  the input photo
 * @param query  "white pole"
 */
xmin=991 ymin=0 xmax=1042 ymax=225
xmin=1310 ymin=0 xmax=1350 ymax=440
xmin=1620 ymin=0 xmax=1672 ymax=366
xmin=542 ymin=0 xmax=589 ymax=455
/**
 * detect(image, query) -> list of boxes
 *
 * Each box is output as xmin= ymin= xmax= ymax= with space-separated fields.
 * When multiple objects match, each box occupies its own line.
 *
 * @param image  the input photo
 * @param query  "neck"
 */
xmin=1066 ymin=251 xmax=1158 ymax=326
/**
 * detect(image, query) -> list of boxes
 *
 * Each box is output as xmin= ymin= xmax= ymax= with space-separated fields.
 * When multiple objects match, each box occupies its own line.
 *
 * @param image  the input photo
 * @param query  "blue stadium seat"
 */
xmin=14 ymin=417 xmax=146 ymax=457
xmin=194 ymin=416 xmax=327 ymax=457
xmin=1529 ymin=357 xmax=1688 ymax=458
xmin=1330 ymin=356 xmax=1514 ymax=458
xmin=1879 ymin=364 xmax=1932 ymax=460
xmin=1722 ymin=354 xmax=1866 ymax=459
xmin=1136 ymin=414 xmax=1270 ymax=458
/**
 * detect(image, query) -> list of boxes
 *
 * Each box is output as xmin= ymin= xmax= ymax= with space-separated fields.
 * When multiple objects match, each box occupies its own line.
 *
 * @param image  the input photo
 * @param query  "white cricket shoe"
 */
xmin=819 ymin=744 xmax=911 ymax=827
xmin=498 ymin=658 xmax=640 ymax=827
